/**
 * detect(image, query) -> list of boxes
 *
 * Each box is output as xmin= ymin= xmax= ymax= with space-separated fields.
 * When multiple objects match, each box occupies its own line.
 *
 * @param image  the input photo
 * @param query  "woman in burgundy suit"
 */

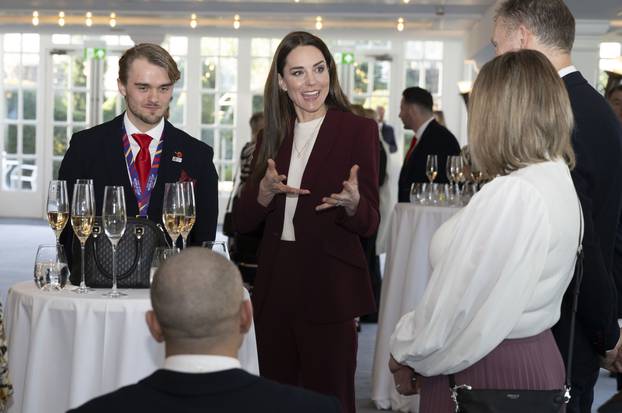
xmin=234 ymin=31 xmax=379 ymax=413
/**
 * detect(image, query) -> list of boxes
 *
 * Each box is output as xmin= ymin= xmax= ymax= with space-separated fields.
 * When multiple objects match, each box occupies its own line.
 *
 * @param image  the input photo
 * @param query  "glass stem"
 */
xmin=111 ymin=243 xmax=117 ymax=293
xmin=80 ymin=243 xmax=86 ymax=288
xmin=182 ymin=235 xmax=187 ymax=250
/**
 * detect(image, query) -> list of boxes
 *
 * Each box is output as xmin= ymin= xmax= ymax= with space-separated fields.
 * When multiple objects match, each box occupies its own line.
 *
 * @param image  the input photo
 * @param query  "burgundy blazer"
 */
xmin=235 ymin=108 xmax=380 ymax=323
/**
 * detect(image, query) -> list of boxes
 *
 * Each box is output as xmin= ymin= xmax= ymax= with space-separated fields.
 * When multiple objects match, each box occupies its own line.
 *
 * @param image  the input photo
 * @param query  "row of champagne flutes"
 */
xmin=419 ymin=154 xmax=484 ymax=206
xmin=45 ymin=180 xmax=127 ymax=296
xmin=44 ymin=180 xmax=196 ymax=297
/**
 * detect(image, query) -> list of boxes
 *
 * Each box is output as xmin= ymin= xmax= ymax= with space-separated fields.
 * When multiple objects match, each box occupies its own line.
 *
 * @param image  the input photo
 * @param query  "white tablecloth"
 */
xmin=5 ymin=282 xmax=259 ymax=413
xmin=371 ymin=203 xmax=459 ymax=412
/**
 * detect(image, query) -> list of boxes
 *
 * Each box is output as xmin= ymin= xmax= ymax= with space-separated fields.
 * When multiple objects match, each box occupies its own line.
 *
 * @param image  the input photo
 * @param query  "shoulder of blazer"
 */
xmin=69 ymin=114 xmax=124 ymax=149
xmin=325 ymin=108 xmax=377 ymax=139
xmin=163 ymin=120 xmax=213 ymax=156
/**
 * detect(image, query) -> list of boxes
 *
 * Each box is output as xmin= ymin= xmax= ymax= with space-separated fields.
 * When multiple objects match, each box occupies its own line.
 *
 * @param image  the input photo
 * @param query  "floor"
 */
xmin=0 ymin=218 xmax=616 ymax=412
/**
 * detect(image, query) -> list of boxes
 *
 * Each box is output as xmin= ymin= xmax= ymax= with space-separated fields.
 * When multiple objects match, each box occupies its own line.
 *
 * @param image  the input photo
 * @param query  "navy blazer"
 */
xmin=397 ymin=119 xmax=461 ymax=202
xmin=380 ymin=122 xmax=398 ymax=153
xmin=67 ymin=368 xmax=341 ymax=413
xmin=58 ymin=113 xmax=218 ymax=257
xmin=235 ymin=109 xmax=379 ymax=323
xmin=553 ymin=71 xmax=622 ymax=356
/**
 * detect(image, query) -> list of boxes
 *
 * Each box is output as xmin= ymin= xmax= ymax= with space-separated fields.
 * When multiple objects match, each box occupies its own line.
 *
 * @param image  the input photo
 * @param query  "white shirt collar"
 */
xmin=123 ymin=112 xmax=165 ymax=141
xmin=558 ymin=65 xmax=577 ymax=79
xmin=415 ymin=116 xmax=435 ymax=140
xmin=163 ymin=355 xmax=241 ymax=374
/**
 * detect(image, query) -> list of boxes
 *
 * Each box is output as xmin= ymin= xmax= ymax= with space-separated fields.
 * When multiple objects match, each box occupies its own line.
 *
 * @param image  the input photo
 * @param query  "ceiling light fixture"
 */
xmin=397 ymin=17 xmax=404 ymax=31
xmin=109 ymin=12 xmax=117 ymax=28
xmin=58 ymin=11 xmax=65 ymax=27
xmin=190 ymin=13 xmax=198 ymax=29
xmin=85 ymin=12 xmax=93 ymax=27
xmin=233 ymin=14 xmax=240 ymax=30
xmin=315 ymin=16 xmax=323 ymax=30
xmin=403 ymin=0 xmax=410 ymax=3
xmin=32 ymin=11 xmax=39 ymax=26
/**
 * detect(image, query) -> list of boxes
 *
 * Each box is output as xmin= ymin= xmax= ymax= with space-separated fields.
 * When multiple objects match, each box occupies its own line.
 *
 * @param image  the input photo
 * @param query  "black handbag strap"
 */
xmin=92 ymin=236 xmax=142 ymax=280
xmin=449 ymin=195 xmax=584 ymax=393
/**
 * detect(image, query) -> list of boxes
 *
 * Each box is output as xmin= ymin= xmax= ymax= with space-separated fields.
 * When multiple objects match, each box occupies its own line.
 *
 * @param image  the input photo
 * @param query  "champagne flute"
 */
xmin=426 ymin=155 xmax=438 ymax=184
xmin=71 ymin=182 xmax=95 ymax=293
xmin=47 ymin=180 xmax=69 ymax=244
xmin=451 ymin=156 xmax=465 ymax=205
xmin=162 ymin=183 xmax=185 ymax=247
xmin=180 ymin=181 xmax=196 ymax=249
xmin=102 ymin=186 xmax=127 ymax=298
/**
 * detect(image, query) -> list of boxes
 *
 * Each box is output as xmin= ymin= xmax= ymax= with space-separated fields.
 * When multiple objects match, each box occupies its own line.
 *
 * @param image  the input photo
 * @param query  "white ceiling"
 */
xmin=0 ymin=0 xmax=619 ymax=35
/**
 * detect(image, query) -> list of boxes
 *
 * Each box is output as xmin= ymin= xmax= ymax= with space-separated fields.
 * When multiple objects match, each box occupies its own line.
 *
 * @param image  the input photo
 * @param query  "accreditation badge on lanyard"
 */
xmin=122 ymin=127 xmax=165 ymax=217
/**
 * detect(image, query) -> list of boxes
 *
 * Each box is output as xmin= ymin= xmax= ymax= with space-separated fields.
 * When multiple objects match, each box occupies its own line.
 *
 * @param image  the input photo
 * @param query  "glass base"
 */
xmin=102 ymin=290 xmax=127 ymax=298
xmin=73 ymin=286 xmax=93 ymax=294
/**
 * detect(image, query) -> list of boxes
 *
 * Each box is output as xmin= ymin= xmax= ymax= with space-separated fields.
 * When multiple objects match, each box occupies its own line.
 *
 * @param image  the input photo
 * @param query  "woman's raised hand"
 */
xmin=315 ymin=165 xmax=360 ymax=216
xmin=257 ymin=159 xmax=310 ymax=207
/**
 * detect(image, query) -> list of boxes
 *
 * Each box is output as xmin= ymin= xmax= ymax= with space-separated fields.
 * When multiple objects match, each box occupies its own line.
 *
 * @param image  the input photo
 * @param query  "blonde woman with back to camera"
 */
xmin=388 ymin=49 xmax=582 ymax=412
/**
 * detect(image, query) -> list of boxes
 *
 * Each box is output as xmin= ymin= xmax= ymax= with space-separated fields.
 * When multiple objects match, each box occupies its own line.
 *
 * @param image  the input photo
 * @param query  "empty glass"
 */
xmin=201 ymin=241 xmax=230 ymax=260
xmin=103 ymin=186 xmax=127 ymax=298
xmin=34 ymin=244 xmax=69 ymax=291
xmin=150 ymin=247 xmax=181 ymax=284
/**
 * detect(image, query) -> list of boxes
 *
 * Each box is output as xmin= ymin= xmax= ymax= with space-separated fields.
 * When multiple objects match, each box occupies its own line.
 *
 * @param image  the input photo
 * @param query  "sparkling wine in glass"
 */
xmin=426 ymin=155 xmax=438 ymax=184
xmin=71 ymin=182 xmax=95 ymax=293
xmin=180 ymin=181 xmax=196 ymax=249
xmin=162 ymin=183 xmax=185 ymax=247
xmin=47 ymin=180 xmax=69 ymax=244
xmin=102 ymin=186 xmax=127 ymax=298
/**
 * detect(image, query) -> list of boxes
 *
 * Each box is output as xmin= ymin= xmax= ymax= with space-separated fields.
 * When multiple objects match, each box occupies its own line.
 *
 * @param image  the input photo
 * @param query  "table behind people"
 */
xmin=5 ymin=281 xmax=259 ymax=413
xmin=371 ymin=203 xmax=459 ymax=412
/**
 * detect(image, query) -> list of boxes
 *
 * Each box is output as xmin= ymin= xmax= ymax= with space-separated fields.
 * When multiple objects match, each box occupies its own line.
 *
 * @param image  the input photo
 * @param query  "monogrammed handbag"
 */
xmin=70 ymin=216 xmax=168 ymax=288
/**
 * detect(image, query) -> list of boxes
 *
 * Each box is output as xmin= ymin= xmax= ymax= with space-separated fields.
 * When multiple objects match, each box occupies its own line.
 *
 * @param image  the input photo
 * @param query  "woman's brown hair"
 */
xmin=468 ymin=49 xmax=575 ymax=177
xmin=251 ymin=31 xmax=350 ymax=184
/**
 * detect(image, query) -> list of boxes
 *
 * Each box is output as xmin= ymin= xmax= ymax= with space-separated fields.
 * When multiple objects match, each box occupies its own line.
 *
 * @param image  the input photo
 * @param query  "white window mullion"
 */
xmin=185 ymin=36 xmax=201 ymax=139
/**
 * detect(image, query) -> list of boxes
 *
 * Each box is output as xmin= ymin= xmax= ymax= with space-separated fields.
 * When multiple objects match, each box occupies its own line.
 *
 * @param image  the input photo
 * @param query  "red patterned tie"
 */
xmin=132 ymin=133 xmax=153 ymax=192
xmin=404 ymin=136 xmax=418 ymax=160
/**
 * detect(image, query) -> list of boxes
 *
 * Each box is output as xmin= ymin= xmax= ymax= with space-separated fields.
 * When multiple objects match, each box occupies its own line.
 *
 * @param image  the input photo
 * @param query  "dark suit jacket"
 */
xmin=67 ymin=368 xmax=341 ymax=413
xmin=397 ymin=119 xmax=461 ymax=202
xmin=380 ymin=122 xmax=397 ymax=153
xmin=58 ymin=113 xmax=218 ymax=258
xmin=553 ymin=71 xmax=622 ymax=360
xmin=234 ymin=109 xmax=379 ymax=323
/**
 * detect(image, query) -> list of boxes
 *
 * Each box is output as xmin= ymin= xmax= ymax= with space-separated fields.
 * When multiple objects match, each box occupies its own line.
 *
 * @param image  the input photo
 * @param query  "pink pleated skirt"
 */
xmin=420 ymin=329 xmax=565 ymax=413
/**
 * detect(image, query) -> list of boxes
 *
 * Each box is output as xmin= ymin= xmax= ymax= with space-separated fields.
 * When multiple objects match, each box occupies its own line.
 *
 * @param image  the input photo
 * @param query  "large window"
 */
xmin=403 ymin=40 xmax=444 ymax=149
xmin=162 ymin=36 xmax=188 ymax=128
xmin=598 ymin=42 xmax=622 ymax=93
xmin=1 ymin=33 xmax=39 ymax=191
xmin=250 ymin=38 xmax=280 ymax=114
xmin=199 ymin=37 xmax=238 ymax=189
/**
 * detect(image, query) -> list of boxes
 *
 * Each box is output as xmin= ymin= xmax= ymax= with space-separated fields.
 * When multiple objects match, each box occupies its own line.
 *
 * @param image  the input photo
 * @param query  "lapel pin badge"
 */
xmin=172 ymin=151 xmax=183 ymax=163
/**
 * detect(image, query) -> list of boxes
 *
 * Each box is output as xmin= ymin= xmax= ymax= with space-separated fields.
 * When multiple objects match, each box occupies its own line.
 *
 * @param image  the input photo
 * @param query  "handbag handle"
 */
xmin=92 ymin=233 xmax=143 ymax=281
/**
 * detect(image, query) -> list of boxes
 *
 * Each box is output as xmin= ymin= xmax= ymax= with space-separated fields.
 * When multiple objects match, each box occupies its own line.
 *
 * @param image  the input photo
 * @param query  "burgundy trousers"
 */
xmin=255 ymin=241 xmax=358 ymax=413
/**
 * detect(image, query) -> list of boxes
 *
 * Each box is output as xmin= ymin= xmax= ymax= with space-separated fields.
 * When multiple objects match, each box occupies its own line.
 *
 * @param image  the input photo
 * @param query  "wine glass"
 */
xmin=47 ymin=180 xmax=69 ymax=244
xmin=102 ymin=186 xmax=127 ymax=298
xmin=426 ymin=155 xmax=438 ymax=184
xmin=162 ymin=183 xmax=185 ymax=247
xmin=201 ymin=241 xmax=230 ymax=260
xmin=180 ymin=181 xmax=196 ymax=249
xmin=71 ymin=182 xmax=95 ymax=293
xmin=150 ymin=247 xmax=181 ymax=284
xmin=34 ymin=244 xmax=69 ymax=291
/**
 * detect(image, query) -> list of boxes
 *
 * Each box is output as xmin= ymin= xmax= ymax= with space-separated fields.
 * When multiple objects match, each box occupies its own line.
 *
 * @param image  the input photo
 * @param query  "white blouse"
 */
xmin=390 ymin=160 xmax=582 ymax=376
xmin=281 ymin=116 xmax=325 ymax=241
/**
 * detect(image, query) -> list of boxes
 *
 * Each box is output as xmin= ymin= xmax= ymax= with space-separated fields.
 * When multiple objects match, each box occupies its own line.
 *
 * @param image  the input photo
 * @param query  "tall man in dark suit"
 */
xmin=68 ymin=248 xmax=340 ymax=413
xmin=397 ymin=87 xmax=461 ymax=202
xmin=59 ymin=43 xmax=218 ymax=255
xmin=492 ymin=1 xmax=622 ymax=411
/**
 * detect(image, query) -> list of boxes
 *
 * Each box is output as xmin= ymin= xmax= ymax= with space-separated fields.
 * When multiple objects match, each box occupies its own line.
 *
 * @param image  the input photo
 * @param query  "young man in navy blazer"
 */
xmin=68 ymin=248 xmax=340 ymax=413
xmin=59 ymin=43 xmax=218 ymax=257
xmin=492 ymin=1 xmax=622 ymax=412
